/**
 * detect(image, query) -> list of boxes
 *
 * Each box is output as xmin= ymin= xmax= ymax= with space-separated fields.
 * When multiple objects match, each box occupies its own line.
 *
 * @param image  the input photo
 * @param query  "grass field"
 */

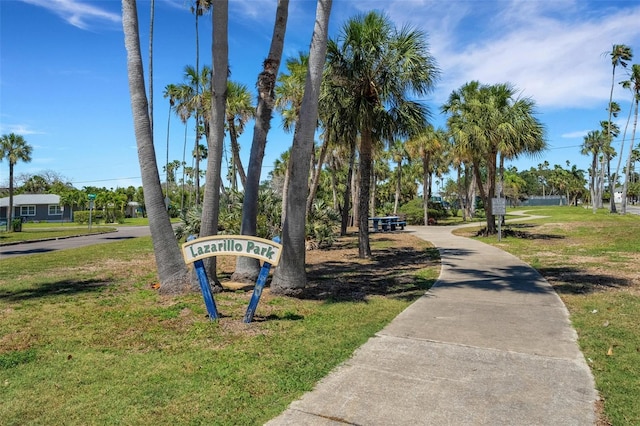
xmin=0 ymin=232 xmax=438 ymax=425
xmin=457 ymin=206 xmax=640 ymax=425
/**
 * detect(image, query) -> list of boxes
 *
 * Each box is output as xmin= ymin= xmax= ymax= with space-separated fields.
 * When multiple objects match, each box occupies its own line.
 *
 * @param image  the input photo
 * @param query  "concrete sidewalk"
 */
xmin=266 ymin=225 xmax=597 ymax=425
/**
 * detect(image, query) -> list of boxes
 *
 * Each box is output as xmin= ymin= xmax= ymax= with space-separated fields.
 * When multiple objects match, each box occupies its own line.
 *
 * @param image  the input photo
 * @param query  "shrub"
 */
xmin=399 ymin=198 xmax=449 ymax=225
xmin=73 ymin=210 xmax=105 ymax=224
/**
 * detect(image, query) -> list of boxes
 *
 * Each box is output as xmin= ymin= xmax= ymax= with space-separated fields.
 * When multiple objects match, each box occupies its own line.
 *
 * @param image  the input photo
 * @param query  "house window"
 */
xmin=20 ymin=205 xmax=36 ymax=216
xmin=49 ymin=205 xmax=63 ymax=215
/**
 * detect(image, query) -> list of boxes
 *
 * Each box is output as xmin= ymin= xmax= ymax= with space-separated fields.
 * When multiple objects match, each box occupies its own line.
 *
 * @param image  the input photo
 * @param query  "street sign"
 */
xmin=88 ymin=194 xmax=97 ymax=200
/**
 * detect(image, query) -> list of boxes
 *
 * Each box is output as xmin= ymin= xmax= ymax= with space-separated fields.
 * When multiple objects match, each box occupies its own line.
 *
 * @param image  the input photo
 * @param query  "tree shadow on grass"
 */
xmin=0 ymin=279 xmax=111 ymax=302
xmin=297 ymin=245 xmax=440 ymax=303
xmin=501 ymin=224 xmax=565 ymax=240
xmin=537 ymin=266 xmax=633 ymax=295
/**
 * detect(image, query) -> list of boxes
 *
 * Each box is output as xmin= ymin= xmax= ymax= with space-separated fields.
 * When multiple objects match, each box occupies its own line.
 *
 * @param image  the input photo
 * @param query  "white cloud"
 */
xmin=20 ymin=0 xmax=120 ymax=30
xmin=0 ymin=124 xmax=43 ymax=136
xmin=561 ymin=130 xmax=590 ymax=139
xmin=383 ymin=1 xmax=640 ymax=109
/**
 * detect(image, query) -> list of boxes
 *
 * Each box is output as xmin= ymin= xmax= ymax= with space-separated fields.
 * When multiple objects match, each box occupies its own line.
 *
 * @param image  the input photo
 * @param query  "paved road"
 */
xmin=626 ymin=205 xmax=640 ymax=215
xmin=0 ymin=226 xmax=151 ymax=259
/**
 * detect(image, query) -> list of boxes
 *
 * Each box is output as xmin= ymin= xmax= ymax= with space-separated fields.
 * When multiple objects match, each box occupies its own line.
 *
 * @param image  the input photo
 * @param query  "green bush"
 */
xmin=73 ymin=210 xmax=105 ymax=224
xmin=399 ymin=198 xmax=449 ymax=225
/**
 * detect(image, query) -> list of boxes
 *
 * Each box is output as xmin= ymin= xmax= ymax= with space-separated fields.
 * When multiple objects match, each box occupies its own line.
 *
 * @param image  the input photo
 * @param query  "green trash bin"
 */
xmin=12 ymin=218 xmax=22 ymax=232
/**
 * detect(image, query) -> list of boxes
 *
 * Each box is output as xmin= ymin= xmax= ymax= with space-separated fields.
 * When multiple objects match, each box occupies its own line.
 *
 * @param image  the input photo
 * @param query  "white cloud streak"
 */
xmin=19 ymin=0 xmax=120 ymax=30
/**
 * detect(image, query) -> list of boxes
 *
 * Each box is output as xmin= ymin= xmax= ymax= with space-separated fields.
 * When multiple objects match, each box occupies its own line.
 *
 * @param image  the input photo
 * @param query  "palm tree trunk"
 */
xmin=200 ymin=0 xmax=228 ymax=291
xmin=272 ymin=0 xmax=332 ymax=294
xmin=340 ymin=139 xmax=356 ymax=235
xmin=122 ymin=0 xmax=190 ymax=295
xmin=8 ymin=163 xmax=14 ymax=231
xmin=393 ymin=158 xmax=401 ymax=214
xmin=280 ymin=160 xmax=290 ymax=228
xmin=622 ymin=98 xmax=639 ymax=214
xmin=234 ymin=0 xmax=289 ymax=282
xmin=227 ymin=120 xmax=247 ymax=188
xmin=485 ymin=150 xmax=497 ymax=234
xmin=422 ymin=156 xmax=429 ymax=226
xmin=358 ymin=127 xmax=373 ymax=258
xmin=306 ymin=133 xmax=330 ymax=217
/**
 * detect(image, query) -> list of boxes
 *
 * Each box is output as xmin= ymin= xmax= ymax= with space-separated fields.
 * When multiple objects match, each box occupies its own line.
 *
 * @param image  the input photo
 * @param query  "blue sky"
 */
xmin=1 ymin=0 xmax=639 ymax=190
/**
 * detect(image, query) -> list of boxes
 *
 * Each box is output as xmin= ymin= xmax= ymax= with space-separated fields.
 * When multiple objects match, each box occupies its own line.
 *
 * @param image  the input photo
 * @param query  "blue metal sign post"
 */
xmin=192 ymin=258 xmax=219 ymax=320
xmin=243 ymin=236 xmax=280 ymax=323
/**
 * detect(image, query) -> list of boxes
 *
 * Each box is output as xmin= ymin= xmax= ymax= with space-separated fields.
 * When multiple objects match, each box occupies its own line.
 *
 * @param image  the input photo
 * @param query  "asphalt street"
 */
xmin=0 ymin=226 xmax=151 ymax=259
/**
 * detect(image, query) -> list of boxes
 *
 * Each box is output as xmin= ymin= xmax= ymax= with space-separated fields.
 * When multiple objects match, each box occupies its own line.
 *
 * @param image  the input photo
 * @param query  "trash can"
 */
xmin=12 ymin=218 xmax=22 ymax=232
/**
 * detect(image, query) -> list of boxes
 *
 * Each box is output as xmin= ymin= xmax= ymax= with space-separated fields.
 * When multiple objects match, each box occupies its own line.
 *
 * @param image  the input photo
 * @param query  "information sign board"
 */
xmin=492 ymin=198 xmax=506 ymax=216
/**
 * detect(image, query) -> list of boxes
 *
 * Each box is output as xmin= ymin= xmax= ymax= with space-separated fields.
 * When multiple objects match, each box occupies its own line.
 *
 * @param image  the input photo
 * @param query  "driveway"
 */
xmin=0 ymin=226 xmax=151 ymax=259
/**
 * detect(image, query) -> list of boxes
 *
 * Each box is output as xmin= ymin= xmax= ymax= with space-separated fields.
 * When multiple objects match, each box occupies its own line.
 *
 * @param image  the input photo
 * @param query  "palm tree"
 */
xmin=183 ymin=65 xmax=212 ymax=205
xmin=226 ymin=81 xmax=254 ymax=190
xmin=581 ymin=129 xmax=606 ymax=212
xmin=275 ymin=52 xmax=309 ymax=132
xmin=389 ymin=139 xmax=408 ymax=214
xmin=325 ymin=11 xmax=439 ymax=258
xmin=271 ymin=0 xmax=333 ymax=295
xmin=621 ymin=63 xmax=640 ymax=214
xmin=443 ymin=82 xmax=546 ymax=234
xmin=163 ymin=83 xmax=181 ymax=207
xmin=0 ymin=133 xmax=33 ymax=231
xmin=606 ymin=45 xmax=633 ymax=213
xmin=406 ymin=126 xmax=447 ymax=225
xmin=122 ymin=0 xmax=191 ymax=295
xmin=233 ymin=0 xmax=290 ymax=283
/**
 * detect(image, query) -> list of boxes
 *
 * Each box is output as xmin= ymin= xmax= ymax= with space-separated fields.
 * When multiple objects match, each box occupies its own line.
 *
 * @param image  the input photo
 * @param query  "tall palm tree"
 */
xmin=0 ymin=133 xmax=33 ymax=231
xmin=233 ymin=0 xmax=290 ymax=283
xmin=163 ymin=83 xmax=180 ymax=207
xmin=225 ymin=81 xmax=254 ymax=190
xmin=621 ymin=63 xmax=640 ymax=214
xmin=606 ymin=45 xmax=633 ymax=213
xmin=122 ymin=0 xmax=190 ymax=294
xmin=326 ymin=11 xmax=439 ymax=258
xmin=182 ymin=65 xmax=212 ymax=205
xmin=581 ymin=129 xmax=606 ymax=212
xmin=271 ymin=0 xmax=333 ymax=295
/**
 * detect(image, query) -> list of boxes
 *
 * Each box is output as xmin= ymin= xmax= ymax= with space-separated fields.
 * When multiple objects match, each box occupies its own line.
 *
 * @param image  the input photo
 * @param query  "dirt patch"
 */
xmin=215 ymin=231 xmax=439 ymax=302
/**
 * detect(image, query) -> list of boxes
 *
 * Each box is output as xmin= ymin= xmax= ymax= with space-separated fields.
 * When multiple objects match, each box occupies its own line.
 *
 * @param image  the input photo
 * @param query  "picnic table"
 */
xmin=368 ymin=215 xmax=406 ymax=232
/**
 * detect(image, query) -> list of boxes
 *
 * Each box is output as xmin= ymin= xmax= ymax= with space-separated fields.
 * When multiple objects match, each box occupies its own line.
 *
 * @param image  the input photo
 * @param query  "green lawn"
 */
xmin=0 ymin=233 xmax=438 ymax=425
xmin=459 ymin=206 xmax=640 ymax=425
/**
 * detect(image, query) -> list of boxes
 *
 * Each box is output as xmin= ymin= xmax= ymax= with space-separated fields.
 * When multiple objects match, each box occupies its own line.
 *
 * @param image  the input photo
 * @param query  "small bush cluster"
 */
xmin=399 ymin=198 xmax=449 ymax=225
xmin=73 ymin=210 xmax=125 ymax=224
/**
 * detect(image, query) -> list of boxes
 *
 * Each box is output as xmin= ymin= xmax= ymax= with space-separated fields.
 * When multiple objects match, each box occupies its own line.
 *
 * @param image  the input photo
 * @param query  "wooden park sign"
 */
xmin=182 ymin=235 xmax=282 ymax=323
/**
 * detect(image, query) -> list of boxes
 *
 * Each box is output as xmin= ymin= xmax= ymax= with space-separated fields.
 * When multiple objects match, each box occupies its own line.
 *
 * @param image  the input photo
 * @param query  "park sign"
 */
xmin=181 ymin=234 xmax=282 ymax=323
xmin=182 ymin=235 xmax=282 ymax=266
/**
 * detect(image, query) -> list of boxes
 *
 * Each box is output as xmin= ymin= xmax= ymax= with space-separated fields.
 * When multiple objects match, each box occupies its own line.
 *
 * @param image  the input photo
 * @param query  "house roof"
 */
xmin=0 ymin=194 xmax=61 ymax=207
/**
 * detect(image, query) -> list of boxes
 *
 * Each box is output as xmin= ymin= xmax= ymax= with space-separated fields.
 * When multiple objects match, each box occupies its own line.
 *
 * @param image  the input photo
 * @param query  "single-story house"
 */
xmin=0 ymin=194 xmax=72 ymax=223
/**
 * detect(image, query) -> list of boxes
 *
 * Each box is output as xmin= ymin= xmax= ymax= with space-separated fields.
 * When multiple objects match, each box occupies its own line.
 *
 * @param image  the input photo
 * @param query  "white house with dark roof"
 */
xmin=0 ymin=194 xmax=72 ymax=223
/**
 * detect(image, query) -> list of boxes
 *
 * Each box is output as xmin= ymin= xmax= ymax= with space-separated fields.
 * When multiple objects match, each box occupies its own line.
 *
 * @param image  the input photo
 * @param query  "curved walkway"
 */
xmin=266 ymin=222 xmax=597 ymax=425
